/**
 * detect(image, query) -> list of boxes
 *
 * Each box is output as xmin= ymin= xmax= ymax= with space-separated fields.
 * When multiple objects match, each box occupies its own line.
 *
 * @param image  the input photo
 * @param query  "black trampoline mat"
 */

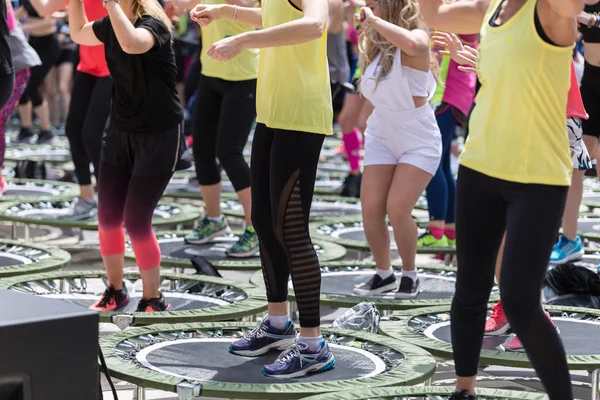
xmin=311 ymin=201 xmax=361 ymax=218
xmin=138 ymin=339 xmax=385 ymax=383
xmin=42 ymin=293 xmax=226 ymax=312
xmin=166 ymin=181 xmax=235 ymax=194
xmin=159 ymin=237 xmax=259 ymax=262
xmin=14 ymin=208 xmax=173 ymax=220
xmin=427 ymin=318 xmax=600 ymax=355
xmin=0 ymin=253 xmax=27 ymax=266
xmin=578 ymin=219 xmax=600 ymax=234
xmin=334 ymin=226 xmax=394 ymax=242
xmin=314 ymin=272 xmax=455 ymax=300
xmin=4 ymin=188 xmax=58 ymax=196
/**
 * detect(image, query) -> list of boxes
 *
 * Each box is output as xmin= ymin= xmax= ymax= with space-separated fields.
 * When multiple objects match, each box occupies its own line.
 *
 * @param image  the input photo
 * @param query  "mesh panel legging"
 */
xmin=452 ymin=166 xmax=572 ymax=399
xmin=251 ymin=123 xmax=324 ymax=328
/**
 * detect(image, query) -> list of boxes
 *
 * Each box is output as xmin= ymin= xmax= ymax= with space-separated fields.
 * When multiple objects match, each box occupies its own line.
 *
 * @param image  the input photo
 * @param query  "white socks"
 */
xmin=376 ymin=268 xmax=394 ymax=279
xmin=298 ymin=336 xmax=322 ymax=352
xmin=207 ymin=215 xmax=224 ymax=223
xmin=402 ymin=270 xmax=417 ymax=282
xmin=266 ymin=314 xmax=289 ymax=330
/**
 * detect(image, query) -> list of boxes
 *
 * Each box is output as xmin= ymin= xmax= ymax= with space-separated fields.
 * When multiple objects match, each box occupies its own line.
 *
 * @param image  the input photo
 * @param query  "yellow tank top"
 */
xmin=200 ymin=0 xmax=259 ymax=81
xmin=256 ymin=0 xmax=333 ymax=135
xmin=460 ymin=0 xmax=572 ymax=186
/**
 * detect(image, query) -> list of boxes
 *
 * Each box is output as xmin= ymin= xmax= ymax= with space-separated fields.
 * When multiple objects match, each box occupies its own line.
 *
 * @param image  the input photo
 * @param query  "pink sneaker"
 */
xmin=503 ymin=312 xmax=558 ymax=352
xmin=0 ymin=177 xmax=6 ymax=197
xmin=485 ymin=301 xmax=510 ymax=336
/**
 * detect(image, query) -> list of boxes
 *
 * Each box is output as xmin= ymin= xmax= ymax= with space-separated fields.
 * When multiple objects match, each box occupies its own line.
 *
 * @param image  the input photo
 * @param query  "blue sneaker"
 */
xmin=229 ymin=319 xmax=297 ymax=357
xmin=262 ymin=339 xmax=336 ymax=378
xmin=550 ymin=235 xmax=584 ymax=264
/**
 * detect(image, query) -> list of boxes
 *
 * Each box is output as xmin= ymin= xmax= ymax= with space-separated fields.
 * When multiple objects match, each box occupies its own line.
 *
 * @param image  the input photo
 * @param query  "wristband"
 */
xmin=231 ymin=4 xmax=238 ymax=22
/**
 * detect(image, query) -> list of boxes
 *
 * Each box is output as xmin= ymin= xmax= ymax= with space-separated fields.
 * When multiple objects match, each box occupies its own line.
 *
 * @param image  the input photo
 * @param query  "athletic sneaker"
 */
xmin=550 ymin=235 xmax=584 ymax=264
xmin=262 ymin=339 xmax=335 ymax=378
xmin=89 ymin=284 xmax=130 ymax=311
xmin=0 ymin=177 xmax=6 ymax=197
xmin=135 ymin=293 xmax=173 ymax=312
xmin=226 ymin=226 xmax=259 ymax=258
xmin=36 ymin=130 xmax=55 ymax=144
xmin=448 ymin=390 xmax=479 ymax=400
xmin=340 ymin=173 xmax=362 ymax=198
xmin=417 ymin=229 xmax=449 ymax=247
xmin=501 ymin=312 xmax=558 ymax=352
xmin=353 ymin=273 xmax=398 ymax=296
xmin=60 ymin=197 xmax=98 ymax=220
xmin=185 ymin=216 xmax=230 ymax=244
xmin=447 ymin=237 xmax=456 ymax=247
xmin=15 ymin=127 xmax=35 ymax=144
xmin=485 ymin=301 xmax=510 ymax=336
xmin=229 ymin=319 xmax=297 ymax=357
xmin=395 ymin=276 xmax=420 ymax=299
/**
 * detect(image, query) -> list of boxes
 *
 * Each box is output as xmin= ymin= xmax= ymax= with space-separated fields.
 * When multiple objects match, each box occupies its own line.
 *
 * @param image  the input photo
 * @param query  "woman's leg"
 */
xmin=82 ymin=76 xmax=112 ymax=183
xmin=0 ymin=70 xmax=29 ymax=171
xmin=562 ymin=169 xmax=585 ymax=240
xmin=44 ymin=66 xmax=59 ymax=127
xmin=452 ymin=166 xmax=507 ymax=394
xmin=338 ymin=93 xmax=364 ymax=196
xmin=57 ymin=60 xmax=73 ymax=123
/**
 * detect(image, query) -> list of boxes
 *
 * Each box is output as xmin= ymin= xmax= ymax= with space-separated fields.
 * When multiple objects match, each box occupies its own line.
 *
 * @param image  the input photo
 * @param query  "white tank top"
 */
xmin=361 ymin=48 xmax=436 ymax=112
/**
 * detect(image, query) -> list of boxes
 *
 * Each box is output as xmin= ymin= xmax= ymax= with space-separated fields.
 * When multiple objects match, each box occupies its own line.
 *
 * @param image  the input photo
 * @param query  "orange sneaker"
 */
xmin=135 ymin=293 xmax=173 ymax=312
xmin=503 ymin=312 xmax=558 ymax=352
xmin=485 ymin=301 xmax=510 ymax=336
xmin=89 ymin=284 xmax=130 ymax=311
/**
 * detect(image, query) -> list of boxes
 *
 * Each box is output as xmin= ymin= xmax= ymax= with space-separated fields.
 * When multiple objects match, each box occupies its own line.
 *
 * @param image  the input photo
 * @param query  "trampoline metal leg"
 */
xmin=24 ymin=224 xmax=30 ymax=242
xmin=592 ymin=369 xmax=600 ymax=400
xmin=11 ymin=223 xmax=17 ymax=240
xmin=289 ymin=301 xmax=298 ymax=321
xmin=176 ymin=223 xmax=183 ymax=232
xmin=134 ymin=386 xmax=146 ymax=400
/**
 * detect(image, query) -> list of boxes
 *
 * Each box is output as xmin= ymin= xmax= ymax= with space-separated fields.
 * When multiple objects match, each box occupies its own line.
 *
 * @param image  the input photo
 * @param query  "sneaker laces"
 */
xmin=97 ymin=286 xmax=118 ymax=307
xmin=275 ymin=343 xmax=304 ymax=364
xmin=238 ymin=228 xmax=254 ymax=244
xmin=136 ymin=298 xmax=150 ymax=311
xmin=490 ymin=302 xmax=504 ymax=319
xmin=557 ymin=235 xmax=570 ymax=248
xmin=244 ymin=323 xmax=268 ymax=339
xmin=194 ymin=218 xmax=211 ymax=233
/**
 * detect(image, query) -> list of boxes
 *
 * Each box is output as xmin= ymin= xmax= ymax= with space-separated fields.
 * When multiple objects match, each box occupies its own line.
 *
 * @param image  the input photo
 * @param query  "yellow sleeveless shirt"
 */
xmin=256 ymin=0 xmax=333 ymax=135
xmin=460 ymin=0 xmax=572 ymax=185
xmin=201 ymin=0 xmax=259 ymax=81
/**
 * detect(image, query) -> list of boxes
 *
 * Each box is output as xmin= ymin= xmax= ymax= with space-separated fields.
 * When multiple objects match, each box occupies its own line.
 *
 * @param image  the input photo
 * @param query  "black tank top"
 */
xmin=490 ymin=0 xmax=555 ymax=45
xmin=22 ymin=0 xmax=41 ymax=18
xmin=579 ymin=2 xmax=600 ymax=44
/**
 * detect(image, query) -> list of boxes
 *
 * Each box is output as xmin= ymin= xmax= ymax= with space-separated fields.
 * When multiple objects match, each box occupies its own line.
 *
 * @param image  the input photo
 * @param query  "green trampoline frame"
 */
xmin=379 ymin=304 xmax=600 ymax=370
xmin=0 ymin=201 xmax=201 ymax=230
xmin=1 ymin=178 xmax=78 ymax=202
xmin=4 ymin=144 xmax=72 ymax=164
xmin=99 ymin=321 xmax=436 ymax=399
xmin=0 ymin=239 xmax=70 ymax=278
xmin=301 ymin=386 xmax=547 ymax=400
xmin=310 ymin=216 xmax=455 ymax=254
xmin=249 ymin=261 xmax=498 ymax=310
xmin=123 ymin=230 xmax=347 ymax=270
xmin=0 ymin=270 xmax=266 ymax=325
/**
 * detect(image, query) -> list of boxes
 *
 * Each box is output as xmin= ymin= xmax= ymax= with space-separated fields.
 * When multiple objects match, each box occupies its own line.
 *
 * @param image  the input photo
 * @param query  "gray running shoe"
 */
xmin=60 ymin=197 xmax=98 ymax=220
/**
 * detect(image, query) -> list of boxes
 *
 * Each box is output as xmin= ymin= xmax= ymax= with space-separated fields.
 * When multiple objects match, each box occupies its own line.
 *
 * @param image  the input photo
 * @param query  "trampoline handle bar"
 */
xmin=593 ymin=368 xmax=600 ymax=400
xmin=177 ymin=382 xmax=203 ymax=399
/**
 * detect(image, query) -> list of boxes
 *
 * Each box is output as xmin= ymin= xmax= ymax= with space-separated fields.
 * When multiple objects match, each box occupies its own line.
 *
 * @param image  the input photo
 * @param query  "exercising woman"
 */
xmin=30 ymin=0 xmax=113 ymax=221
xmin=0 ymin=0 xmax=13 ymax=113
xmin=15 ymin=0 xmax=59 ymax=144
xmin=329 ymin=0 xmax=349 ymax=118
xmin=419 ymin=0 xmax=582 ymax=398
xmin=353 ymin=0 xmax=440 ymax=299
xmin=190 ymin=0 xmax=334 ymax=377
xmin=172 ymin=0 xmax=259 ymax=258
xmin=68 ymin=0 xmax=184 ymax=312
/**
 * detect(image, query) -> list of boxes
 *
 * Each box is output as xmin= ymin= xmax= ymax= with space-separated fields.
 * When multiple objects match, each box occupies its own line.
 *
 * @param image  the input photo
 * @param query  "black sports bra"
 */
xmin=22 ymin=0 xmax=41 ymax=18
xmin=580 ymin=3 xmax=600 ymax=44
xmin=489 ymin=0 xmax=556 ymax=46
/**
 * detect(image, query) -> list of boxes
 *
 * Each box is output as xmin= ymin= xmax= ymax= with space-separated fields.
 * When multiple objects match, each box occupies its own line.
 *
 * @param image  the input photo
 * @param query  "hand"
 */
xmin=455 ymin=45 xmax=477 ymax=73
xmin=355 ymin=7 xmax=375 ymax=28
xmin=432 ymin=31 xmax=464 ymax=61
xmin=207 ymin=35 xmax=244 ymax=61
xmin=189 ymin=4 xmax=222 ymax=26
xmin=164 ymin=3 xmax=180 ymax=23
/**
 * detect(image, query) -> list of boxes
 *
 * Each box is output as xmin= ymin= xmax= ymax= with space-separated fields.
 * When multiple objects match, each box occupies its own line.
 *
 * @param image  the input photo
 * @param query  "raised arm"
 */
xmin=68 ymin=0 xmax=101 ymax=46
xmin=190 ymin=3 xmax=263 ymax=29
xmin=104 ymin=2 xmax=157 ymax=54
xmin=27 ymin=0 xmax=68 ymax=17
xmin=541 ymin=0 xmax=585 ymax=46
xmin=328 ymin=0 xmax=345 ymax=35
xmin=356 ymin=6 xmax=429 ymax=56
xmin=418 ymin=0 xmax=490 ymax=34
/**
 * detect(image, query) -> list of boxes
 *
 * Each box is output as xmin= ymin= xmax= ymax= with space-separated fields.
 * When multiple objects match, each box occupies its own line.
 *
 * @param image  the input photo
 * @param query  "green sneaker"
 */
xmin=447 ymin=238 xmax=456 ymax=247
xmin=417 ymin=229 xmax=449 ymax=247
xmin=185 ymin=216 xmax=230 ymax=244
xmin=226 ymin=226 xmax=259 ymax=258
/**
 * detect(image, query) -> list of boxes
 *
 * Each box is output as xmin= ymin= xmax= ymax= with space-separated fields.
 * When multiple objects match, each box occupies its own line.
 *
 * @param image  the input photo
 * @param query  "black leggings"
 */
xmin=65 ymin=72 xmax=112 ymax=186
xmin=0 ymin=72 xmax=14 ymax=109
xmin=251 ymin=124 xmax=324 ymax=328
xmin=19 ymin=34 xmax=60 ymax=107
xmin=452 ymin=166 xmax=571 ymax=399
xmin=192 ymin=75 xmax=255 ymax=191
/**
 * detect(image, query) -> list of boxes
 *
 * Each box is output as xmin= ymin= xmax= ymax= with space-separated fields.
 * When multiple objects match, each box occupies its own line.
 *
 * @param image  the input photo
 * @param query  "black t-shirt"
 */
xmin=580 ymin=3 xmax=600 ymax=44
xmin=92 ymin=15 xmax=183 ymax=133
xmin=0 ymin=0 xmax=13 ymax=76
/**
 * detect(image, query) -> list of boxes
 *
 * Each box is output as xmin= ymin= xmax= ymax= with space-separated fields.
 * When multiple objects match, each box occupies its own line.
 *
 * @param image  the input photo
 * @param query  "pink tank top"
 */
xmin=441 ymin=34 xmax=478 ymax=117
xmin=347 ymin=24 xmax=358 ymax=46
xmin=567 ymin=61 xmax=587 ymax=119
xmin=7 ymin=3 xmax=16 ymax=31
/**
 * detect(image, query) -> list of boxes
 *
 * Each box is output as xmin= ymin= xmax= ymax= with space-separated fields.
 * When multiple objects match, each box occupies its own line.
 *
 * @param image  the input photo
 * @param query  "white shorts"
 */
xmin=363 ymin=105 xmax=442 ymax=175
xmin=567 ymin=116 xmax=592 ymax=171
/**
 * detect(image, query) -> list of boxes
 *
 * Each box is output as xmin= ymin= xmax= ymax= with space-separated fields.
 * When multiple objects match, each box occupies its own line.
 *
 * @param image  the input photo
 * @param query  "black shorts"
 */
xmin=56 ymin=48 xmax=76 ymax=66
xmin=331 ymin=82 xmax=346 ymax=113
xmin=101 ymin=121 xmax=186 ymax=176
xmin=581 ymin=62 xmax=600 ymax=138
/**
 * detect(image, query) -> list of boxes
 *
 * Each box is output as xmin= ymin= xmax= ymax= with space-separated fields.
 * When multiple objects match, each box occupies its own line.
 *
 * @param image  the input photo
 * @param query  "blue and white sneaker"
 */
xmin=550 ymin=235 xmax=584 ymax=264
xmin=229 ymin=319 xmax=297 ymax=357
xmin=262 ymin=339 xmax=336 ymax=378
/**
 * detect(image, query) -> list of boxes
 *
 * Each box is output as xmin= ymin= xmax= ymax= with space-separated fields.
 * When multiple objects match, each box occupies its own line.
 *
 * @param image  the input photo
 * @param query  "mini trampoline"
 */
xmin=222 ymin=196 xmax=362 ymax=222
xmin=318 ymin=161 xmax=351 ymax=174
xmin=0 ymin=239 xmax=70 ymax=278
xmin=577 ymin=218 xmax=600 ymax=241
xmin=310 ymin=217 xmax=455 ymax=254
xmin=4 ymin=144 xmax=72 ymax=164
xmin=313 ymin=171 xmax=348 ymax=195
xmin=99 ymin=321 xmax=436 ymax=399
xmin=1 ymin=178 xmax=78 ymax=202
xmin=164 ymin=174 xmax=239 ymax=199
xmin=0 ymin=270 xmax=266 ymax=326
xmin=0 ymin=201 xmax=200 ymax=231
xmin=124 ymin=231 xmax=347 ymax=270
xmin=250 ymin=261 xmax=498 ymax=310
xmin=380 ymin=304 xmax=600 ymax=395
xmin=302 ymin=386 xmax=547 ymax=400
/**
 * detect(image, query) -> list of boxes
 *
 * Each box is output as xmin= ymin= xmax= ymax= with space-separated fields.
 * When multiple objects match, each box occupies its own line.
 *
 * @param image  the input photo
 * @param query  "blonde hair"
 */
xmin=358 ymin=0 xmax=428 ymax=87
xmin=132 ymin=0 xmax=172 ymax=36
